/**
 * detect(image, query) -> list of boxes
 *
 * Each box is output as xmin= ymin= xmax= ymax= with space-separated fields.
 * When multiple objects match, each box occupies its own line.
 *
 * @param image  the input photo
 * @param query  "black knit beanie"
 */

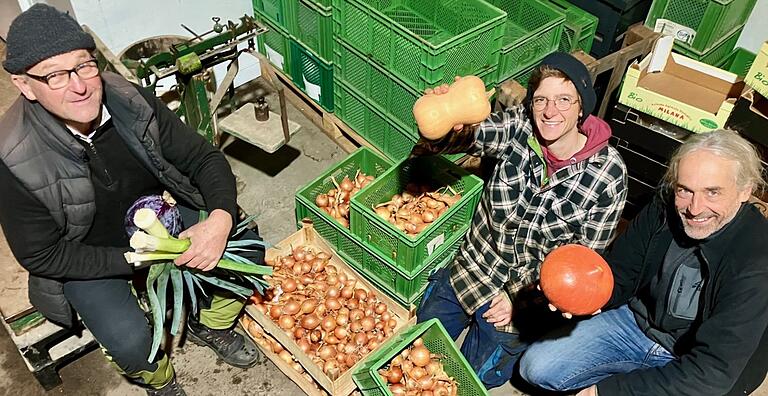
xmin=3 ymin=4 xmax=95 ymax=74
xmin=527 ymin=52 xmax=596 ymax=122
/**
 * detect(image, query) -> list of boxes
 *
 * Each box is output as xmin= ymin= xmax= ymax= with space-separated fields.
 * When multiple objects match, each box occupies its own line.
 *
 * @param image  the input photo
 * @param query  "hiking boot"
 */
xmin=145 ymin=375 xmax=186 ymax=396
xmin=187 ymin=319 xmax=264 ymax=368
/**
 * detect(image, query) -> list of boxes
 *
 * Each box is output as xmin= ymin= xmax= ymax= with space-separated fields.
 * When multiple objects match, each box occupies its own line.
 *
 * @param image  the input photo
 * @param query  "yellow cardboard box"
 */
xmin=619 ymin=36 xmax=745 ymax=133
xmin=745 ymin=41 xmax=768 ymax=100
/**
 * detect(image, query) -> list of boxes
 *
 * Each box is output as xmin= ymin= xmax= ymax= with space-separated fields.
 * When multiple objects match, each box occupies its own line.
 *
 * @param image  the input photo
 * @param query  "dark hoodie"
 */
xmin=541 ymin=115 xmax=612 ymax=177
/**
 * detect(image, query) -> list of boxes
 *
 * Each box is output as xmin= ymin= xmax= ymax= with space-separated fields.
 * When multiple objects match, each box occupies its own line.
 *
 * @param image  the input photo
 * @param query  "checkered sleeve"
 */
xmin=470 ymin=104 xmax=529 ymax=158
xmin=575 ymin=159 xmax=628 ymax=254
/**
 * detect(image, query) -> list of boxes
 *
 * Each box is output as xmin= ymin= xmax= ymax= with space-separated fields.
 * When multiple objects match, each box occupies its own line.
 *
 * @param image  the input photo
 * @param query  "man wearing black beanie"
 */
xmin=0 ymin=5 xmax=264 ymax=395
xmin=412 ymin=52 xmax=627 ymax=388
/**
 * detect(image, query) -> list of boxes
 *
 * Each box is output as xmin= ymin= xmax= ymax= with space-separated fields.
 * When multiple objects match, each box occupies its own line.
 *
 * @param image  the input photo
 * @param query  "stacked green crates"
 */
xmin=253 ymin=0 xmax=296 ymax=31
xmin=253 ymin=13 xmax=293 ymax=77
xmin=332 ymin=0 xmax=506 ymax=91
xmin=487 ymin=0 xmax=566 ymax=82
xmin=353 ymin=319 xmax=489 ymax=396
xmin=294 ymin=0 xmax=333 ymax=62
xmin=547 ymin=0 xmax=599 ymax=54
xmin=671 ymin=26 xmax=743 ymax=66
xmin=291 ymin=40 xmax=334 ymax=111
xmin=331 ymin=0 xmax=505 ymax=161
xmin=645 ymin=0 xmax=757 ymax=65
xmin=295 ymin=149 xmax=473 ymax=307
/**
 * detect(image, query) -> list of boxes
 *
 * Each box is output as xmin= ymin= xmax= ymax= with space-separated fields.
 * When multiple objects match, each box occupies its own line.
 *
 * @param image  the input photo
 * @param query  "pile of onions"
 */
xmin=254 ymin=245 xmax=398 ymax=380
xmin=241 ymin=315 xmax=329 ymax=396
xmin=315 ymin=170 xmax=375 ymax=228
xmin=373 ymin=184 xmax=462 ymax=237
xmin=378 ymin=338 xmax=458 ymax=396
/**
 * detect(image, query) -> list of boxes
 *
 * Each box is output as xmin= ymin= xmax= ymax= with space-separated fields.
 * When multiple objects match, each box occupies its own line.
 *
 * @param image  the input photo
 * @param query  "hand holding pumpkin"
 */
xmin=413 ymin=75 xmax=492 ymax=140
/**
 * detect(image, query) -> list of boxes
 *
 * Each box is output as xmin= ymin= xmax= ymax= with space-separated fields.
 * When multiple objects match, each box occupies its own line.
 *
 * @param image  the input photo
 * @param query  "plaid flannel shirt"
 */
xmin=448 ymin=105 xmax=627 ymax=333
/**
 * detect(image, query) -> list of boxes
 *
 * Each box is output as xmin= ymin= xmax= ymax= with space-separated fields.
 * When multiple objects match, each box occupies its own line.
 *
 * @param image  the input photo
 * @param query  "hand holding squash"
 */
xmin=413 ymin=75 xmax=492 ymax=140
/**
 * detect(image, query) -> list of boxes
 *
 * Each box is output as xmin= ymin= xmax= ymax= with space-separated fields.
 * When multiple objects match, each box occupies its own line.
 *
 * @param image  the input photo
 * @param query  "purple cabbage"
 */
xmin=125 ymin=192 xmax=182 ymax=237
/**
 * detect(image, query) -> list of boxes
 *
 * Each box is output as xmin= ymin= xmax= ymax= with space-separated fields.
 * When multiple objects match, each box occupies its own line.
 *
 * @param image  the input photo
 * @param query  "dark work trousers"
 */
xmin=417 ymin=267 xmax=561 ymax=389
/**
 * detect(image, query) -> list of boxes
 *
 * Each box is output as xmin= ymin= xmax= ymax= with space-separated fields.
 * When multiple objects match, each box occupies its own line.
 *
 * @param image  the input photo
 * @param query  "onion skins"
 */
xmin=539 ymin=244 xmax=613 ymax=316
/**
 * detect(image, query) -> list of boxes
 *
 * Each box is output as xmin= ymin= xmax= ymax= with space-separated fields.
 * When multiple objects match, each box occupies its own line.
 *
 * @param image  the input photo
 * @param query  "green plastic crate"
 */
xmin=336 ymin=227 xmax=463 ymax=308
xmin=295 ymin=147 xmax=394 ymax=253
xmin=350 ymin=155 xmax=483 ymax=272
xmin=645 ymin=0 xmax=757 ymax=54
xmin=488 ymin=0 xmax=565 ymax=82
xmin=512 ymin=62 xmax=538 ymax=87
xmin=334 ymin=78 xmax=419 ymax=161
xmin=253 ymin=0 xmax=296 ymax=32
xmin=290 ymin=40 xmax=334 ymax=112
xmin=254 ymin=14 xmax=292 ymax=76
xmin=352 ymin=319 xmax=489 ymax=396
xmin=716 ymin=47 xmax=756 ymax=77
xmin=332 ymin=0 xmax=506 ymax=93
xmin=294 ymin=0 xmax=333 ymax=63
xmin=334 ymin=38 xmax=498 ymax=139
xmin=548 ymin=0 xmax=599 ymax=53
xmin=672 ymin=26 xmax=743 ymax=67
xmin=305 ymin=0 xmax=331 ymax=9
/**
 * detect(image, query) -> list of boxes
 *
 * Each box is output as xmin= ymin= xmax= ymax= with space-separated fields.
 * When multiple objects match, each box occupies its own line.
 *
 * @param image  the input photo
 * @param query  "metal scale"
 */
xmin=119 ymin=15 xmax=298 ymax=152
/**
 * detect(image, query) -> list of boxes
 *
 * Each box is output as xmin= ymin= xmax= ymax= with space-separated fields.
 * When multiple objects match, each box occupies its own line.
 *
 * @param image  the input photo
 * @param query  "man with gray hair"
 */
xmin=519 ymin=129 xmax=768 ymax=395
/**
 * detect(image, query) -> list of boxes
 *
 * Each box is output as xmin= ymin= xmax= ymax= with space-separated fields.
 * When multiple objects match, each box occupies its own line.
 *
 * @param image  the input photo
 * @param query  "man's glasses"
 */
xmin=26 ymin=59 xmax=100 ymax=90
xmin=531 ymin=96 xmax=579 ymax=112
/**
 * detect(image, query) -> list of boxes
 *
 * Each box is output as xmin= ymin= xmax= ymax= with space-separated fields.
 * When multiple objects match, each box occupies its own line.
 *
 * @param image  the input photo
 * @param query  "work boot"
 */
xmin=145 ymin=375 xmax=186 ymax=396
xmin=187 ymin=319 xmax=264 ymax=368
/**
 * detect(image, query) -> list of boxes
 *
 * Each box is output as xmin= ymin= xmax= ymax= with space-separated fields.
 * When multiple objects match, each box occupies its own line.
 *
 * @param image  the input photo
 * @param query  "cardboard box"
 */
xmin=726 ymin=89 xmax=768 ymax=152
xmin=619 ymin=35 xmax=745 ymax=133
xmin=745 ymin=41 xmax=768 ymax=100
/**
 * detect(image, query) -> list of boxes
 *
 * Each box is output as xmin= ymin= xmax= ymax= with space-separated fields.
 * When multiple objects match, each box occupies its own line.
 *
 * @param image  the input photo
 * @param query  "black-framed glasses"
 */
xmin=531 ymin=96 xmax=580 ymax=111
xmin=25 ymin=59 xmax=100 ymax=89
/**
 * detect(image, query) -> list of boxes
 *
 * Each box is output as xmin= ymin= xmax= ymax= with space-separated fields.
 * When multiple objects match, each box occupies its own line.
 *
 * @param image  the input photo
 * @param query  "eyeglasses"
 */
xmin=531 ymin=96 xmax=580 ymax=112
xmin=25 ymin=59 xmax=100 ymax=90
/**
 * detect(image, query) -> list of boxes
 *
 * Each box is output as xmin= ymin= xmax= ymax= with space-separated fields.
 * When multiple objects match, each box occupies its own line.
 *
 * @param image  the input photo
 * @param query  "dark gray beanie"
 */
xmin=527 ymin=52 xmax=596 ymax=122
xmin=3 ymin=4 xmax=95 ymax=74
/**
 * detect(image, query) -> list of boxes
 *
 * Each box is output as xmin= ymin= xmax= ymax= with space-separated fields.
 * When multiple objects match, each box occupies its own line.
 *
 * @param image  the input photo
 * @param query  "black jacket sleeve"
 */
xmin=603 ymin=197 xmax=666 ymax=308
xmin=136 ymin=87 xmax=238 ymax=223
xmin=0 ymin=160 xmax=133 ymax=279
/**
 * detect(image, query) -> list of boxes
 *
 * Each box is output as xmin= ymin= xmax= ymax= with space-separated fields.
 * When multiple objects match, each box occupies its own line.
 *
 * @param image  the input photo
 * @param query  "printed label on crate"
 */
xmin=653 ymin=19 xmax=696 ymax=45
xmin=265 ymin=44 xmax=284 ymax=71
xmin=303 ymin=76 xmax=322 ymax=101
xmin=427 ymin=233 xmax=445 ymax=256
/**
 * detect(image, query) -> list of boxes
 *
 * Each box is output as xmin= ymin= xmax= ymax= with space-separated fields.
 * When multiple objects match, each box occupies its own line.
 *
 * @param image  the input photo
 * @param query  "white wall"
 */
xmin=67 ymin=0 xmax=261 ymax=87
xmin=737 ymin=0 xmax=768 ymax=52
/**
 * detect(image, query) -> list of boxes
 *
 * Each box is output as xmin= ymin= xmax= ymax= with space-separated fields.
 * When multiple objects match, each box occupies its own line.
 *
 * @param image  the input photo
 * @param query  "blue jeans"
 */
xmin=417 ymin=268 xmax=529 ymax=388
xmin=519 ymin=305 xmax=676 ymax=391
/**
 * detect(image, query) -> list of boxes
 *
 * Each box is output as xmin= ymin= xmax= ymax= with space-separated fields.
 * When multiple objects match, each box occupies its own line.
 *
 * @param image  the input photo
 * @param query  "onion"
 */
xmin=426 ymin=361 xmax=441 ymax=376
xmin=335 ymin=314 xmax=349 ymax=327
xmin=417 ymin=376 xmax=436 ymax=391
xmin=388 ymin=319 xmax=397 ymax=329
xmin=293 ymin=247 xmax=306 ymax=261
xmin=386 ymin=366 xmax=403 ymax=384
xmin=297 ymin=339 xmax=310 ymax=353
xmin=354 ymin=289 xmax=368 ymax=301
xmin=300 ymin=299 xmax=317 ymax=314
xmin=325 ymin=297 xmax=341 ymax=311
xmin=318 ymin=345 xmax=336 ymax=360
xmin=345 ymin=353 xmax=357 ymax=368
xmin=310 ymin=329 xmax=322 ymax=343
xmin=338 ymin=272 xmax=348 ymax=284
xmin=321 ymin=316 xmax=337 ymax=331
xmin=340 ymin=286 xmax=354 ymax=299
xmin=316 ymin=252 xmax=331 ymax=260
xmin=271 ymin=341 xmax=283 ymax=354
xmin=336 ymin=352 xmax=347 ymax=364
xmin=300 ymin=314 xmax=320 ymax=330
xmin=350 ymin=309 xmax=364 ymax=321
xmin=278 ymin=315 xmax=295 ymax=330
xmin=333 ymin=326 xmax=348 ymax=339
xmin=269 ymin=306 xmax=283 ymax=321
xmin=311 ymin=258 xmax=327 ymax=272
xmin=347 ymin=298 xmax=359 ymax=310
xmin=325 ymin=334 xmax=340 ymax=345
xmin=375 ymin=303 xmax=388 ymax=315
xmin=367 ymin=338 xmax=380 ymax=351
xmin=354 ymin=332 xmax=368 ymax=345
xmin=300 ymin=274 xmax=313 ymax=285
xmin=413 ymin=338 xmax=424 ymax=347
xmin=390 ymin=383 xmax=406 ymax=396
xmin=292 ymin=262 xmax=304 ymax=275
xmin=340 ymin=176 xmax=354 ymax=192
xmin=278 ymin=350 xmax=293 ymax=364
xmin=361 ymin=316 xmax=376 ymax=332
xmin=282 ymin=300 xmax=301 ymax=316
xmin=350 ymin=321 xmax=363 ymax=333
xmin=381 ymin=311 xmax=392 ymax=323
xmin=410 ymin=346 xmax=431 ymax=367
xmin=293 ymin=327 xmax=305 ymax=339
xmin=292 ymin=362 xmax=304 ymax=374
xmin=410 ymin=366 xmax=427 ymax=380
xmin=315 ymin=193 xmax=329 ymax=207
xmin=327 ymin=275 xmax=339 ymax=287
xmin=338 ymin=307 xmax=350 ymax=316
xmin=301 ymin=261 xmax=312 ymax=273
xmin=375 ymin=207 xmax=391 ymax=221
xmin=433 ymin=384 xmax=449 ymax=396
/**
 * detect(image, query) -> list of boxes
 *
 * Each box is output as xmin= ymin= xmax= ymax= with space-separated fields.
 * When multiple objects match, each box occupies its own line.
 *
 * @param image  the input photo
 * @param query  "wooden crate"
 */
xmin=244 ymin=221 xmax=415 ymax=396
xmin=240 ymin=316 xmax=326 ymax=396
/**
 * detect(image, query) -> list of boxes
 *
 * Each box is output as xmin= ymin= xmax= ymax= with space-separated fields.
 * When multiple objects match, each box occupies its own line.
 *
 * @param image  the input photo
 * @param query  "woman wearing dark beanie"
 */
xmin=413 ymin=52 xmax=627 ymax=388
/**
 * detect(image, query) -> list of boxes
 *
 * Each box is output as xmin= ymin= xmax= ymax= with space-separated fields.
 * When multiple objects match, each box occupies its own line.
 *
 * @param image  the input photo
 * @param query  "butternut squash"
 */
xmin=412 ymin=75 xmax=492 ymax=140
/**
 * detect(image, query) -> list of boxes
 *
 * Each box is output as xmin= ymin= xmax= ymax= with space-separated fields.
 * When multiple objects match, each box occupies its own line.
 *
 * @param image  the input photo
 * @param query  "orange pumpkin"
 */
xmin=539 ymin=244 xmax=613 ymax=316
